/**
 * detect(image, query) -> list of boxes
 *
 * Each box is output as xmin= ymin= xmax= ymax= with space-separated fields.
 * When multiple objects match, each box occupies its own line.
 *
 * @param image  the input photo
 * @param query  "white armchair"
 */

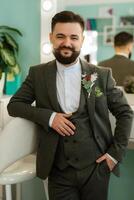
xmin=0 ymin=117 xmax=37 ymax=200
xmin=0 ymin=97 xmax=49 ymax=200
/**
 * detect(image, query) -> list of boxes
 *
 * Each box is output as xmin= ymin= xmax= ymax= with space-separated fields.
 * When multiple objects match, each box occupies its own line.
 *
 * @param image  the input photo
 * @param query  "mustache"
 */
xmin=56 ymin=46 xmax=75 ymax=52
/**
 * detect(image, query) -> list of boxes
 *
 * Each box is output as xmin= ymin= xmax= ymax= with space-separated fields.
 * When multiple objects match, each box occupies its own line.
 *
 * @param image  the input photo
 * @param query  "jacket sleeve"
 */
xmin=106 ymin=69 xmax=133 ymax=162
xmin=7 ymin=67 xmax=53 ymax=132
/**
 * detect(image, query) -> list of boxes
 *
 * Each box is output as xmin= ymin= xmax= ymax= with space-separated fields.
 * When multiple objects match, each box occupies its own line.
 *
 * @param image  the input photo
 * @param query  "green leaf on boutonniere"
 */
xmin=82 ymin=72 xmax=98 ymax=98
xmin=95 ymin=86 xmax=103 ymax=97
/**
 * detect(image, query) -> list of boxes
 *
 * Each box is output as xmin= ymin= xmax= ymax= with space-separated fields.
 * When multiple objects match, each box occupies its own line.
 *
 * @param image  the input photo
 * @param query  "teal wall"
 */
xmin=0 ymin=0 xmax=40 ymax=81
xmin=66 ymin=2 xmax=134 ymax=63
xmin=109 ymin=150 xmax=134 ymax=200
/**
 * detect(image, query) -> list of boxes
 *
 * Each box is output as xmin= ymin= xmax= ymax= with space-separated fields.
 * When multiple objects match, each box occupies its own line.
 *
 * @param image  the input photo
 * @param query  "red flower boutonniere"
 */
xmin=82 ymin=72 xmax=98 ymax=97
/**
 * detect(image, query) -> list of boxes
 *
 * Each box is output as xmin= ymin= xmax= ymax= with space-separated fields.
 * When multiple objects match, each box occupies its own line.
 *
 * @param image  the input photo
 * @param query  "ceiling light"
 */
xmin=42 ymin=0 xmax=53 ymax=12
xmin=42 ymin=43 xmax=52 ymax=54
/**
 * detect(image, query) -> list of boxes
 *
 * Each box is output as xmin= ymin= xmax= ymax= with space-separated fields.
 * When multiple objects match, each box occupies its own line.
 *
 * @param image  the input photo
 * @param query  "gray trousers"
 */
xmin=48 ymin=161 xmax=110 ymax=200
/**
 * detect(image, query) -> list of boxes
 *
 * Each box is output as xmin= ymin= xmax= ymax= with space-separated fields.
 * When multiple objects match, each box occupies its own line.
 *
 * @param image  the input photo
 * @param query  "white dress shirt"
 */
xmin=56 ymin=59 xmax=81 ymax=113
xmin=49 ymin=59 xmax=81 ymax=125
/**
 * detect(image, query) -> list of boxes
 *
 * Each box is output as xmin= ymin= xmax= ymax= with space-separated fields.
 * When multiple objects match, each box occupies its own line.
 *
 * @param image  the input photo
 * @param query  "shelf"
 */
xmin=86 ymin=15 xmax=134 ymax=46
xmin=103 ymin=25 xmax=115 ymax=45
xmin=103 ymin=25 xmax=134 ymax=45
xmin=86 ymin=17 xmax=114 ymax=34
xmin=120 ymin=16 xmax=134 ymax=26
xmin=116 ymin=25 xmax=134 ymax=34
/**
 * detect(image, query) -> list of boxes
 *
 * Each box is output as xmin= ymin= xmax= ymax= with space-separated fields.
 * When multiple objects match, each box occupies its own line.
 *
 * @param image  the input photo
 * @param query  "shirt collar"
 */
xmin=56 ymin=59 xmax=81 ymax=73
xmin=116 ymin=53 xmax=128 ymax=58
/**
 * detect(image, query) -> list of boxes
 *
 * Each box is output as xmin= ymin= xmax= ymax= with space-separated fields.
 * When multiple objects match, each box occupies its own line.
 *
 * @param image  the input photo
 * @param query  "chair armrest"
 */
xmin=0 ymin=117 xmax=38 ymax=173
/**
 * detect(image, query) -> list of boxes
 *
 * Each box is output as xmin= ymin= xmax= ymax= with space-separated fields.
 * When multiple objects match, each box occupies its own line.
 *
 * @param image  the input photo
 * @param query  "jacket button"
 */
xmin=64 ymin=139 xmax=68 ymax=143
xmin=73 ymin=140 xmax=77 ymax=143
xmin=66 ymin=157 xmax=70 ymax=161
xmin=75 ymin=158 xmax=79 ymax=161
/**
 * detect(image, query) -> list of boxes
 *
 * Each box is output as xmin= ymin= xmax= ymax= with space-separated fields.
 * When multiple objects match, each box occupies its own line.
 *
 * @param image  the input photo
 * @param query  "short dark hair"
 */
xmin=114 ymin=31 xmax=133 ymax=47
xmin=51 ymin=11 xmax=85 ymax=32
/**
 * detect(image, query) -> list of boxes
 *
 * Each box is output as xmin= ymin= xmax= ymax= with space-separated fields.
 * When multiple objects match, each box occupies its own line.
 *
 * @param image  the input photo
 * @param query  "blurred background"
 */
xmin=0 ymin=1 xmax=134 ymax=200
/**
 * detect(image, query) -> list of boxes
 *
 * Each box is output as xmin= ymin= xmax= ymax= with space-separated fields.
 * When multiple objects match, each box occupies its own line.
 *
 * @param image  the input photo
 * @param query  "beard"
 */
xmin=53 ymin=46 xmax=80 ymax=65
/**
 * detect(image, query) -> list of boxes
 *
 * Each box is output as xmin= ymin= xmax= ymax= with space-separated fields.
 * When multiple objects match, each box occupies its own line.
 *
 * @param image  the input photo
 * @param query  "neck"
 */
xmin=115 ymin=47 xmax=129 ymax=56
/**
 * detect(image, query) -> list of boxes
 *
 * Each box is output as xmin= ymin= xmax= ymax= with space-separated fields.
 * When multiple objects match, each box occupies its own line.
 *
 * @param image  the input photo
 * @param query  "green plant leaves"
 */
xmin=0 ymin=25 xmax=23 ymax=36
xmin=12 ymin=63 xmax=20 ymax=75
xmin=0 ymin=25 xmax=22 ymax=80
xmin=0 ymin=41 xmax=3 ymax=48
xmin=0 ymin=48 xmax=16 ymax=66
xmin=4 ymin=33 xmax=19 ymax=52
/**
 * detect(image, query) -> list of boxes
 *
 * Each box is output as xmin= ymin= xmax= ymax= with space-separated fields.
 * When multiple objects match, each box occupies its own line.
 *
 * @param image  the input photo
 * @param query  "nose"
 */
xmin=62 ymin=37 xmax=72 ymax=47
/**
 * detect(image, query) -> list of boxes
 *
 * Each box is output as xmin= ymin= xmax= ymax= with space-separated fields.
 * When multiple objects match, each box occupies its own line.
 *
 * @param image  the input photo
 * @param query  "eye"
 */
xmin=57 ymin=35 xmax=64 ymax=39
xmin=71 ymin=36 xmax=79 ymax=40
xmin=56 ymin=34 xmax=65 ymax=39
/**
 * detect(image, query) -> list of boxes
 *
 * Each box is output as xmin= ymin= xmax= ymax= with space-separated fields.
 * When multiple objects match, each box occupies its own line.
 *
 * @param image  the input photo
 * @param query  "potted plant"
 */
xmin=0 ymin=25 xmax=22 ymax=95
xmin=123 ymin=75 xmax=134 ymax=94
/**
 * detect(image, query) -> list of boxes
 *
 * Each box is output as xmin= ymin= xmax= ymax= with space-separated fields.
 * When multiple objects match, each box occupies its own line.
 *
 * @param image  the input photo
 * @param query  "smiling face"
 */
xmin=50 ymin=22 xmax=84 ymax=65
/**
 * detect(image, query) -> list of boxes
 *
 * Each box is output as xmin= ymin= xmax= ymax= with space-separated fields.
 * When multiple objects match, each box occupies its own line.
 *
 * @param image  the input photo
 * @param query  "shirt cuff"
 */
xmin=106 ymin=153 xmax=118 ymax=164
xmin=49 ymin=112 xmax=57 ymax=127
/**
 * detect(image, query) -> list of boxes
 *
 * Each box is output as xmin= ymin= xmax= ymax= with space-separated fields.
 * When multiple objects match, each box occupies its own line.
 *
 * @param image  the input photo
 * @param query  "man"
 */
xmin=99 ymin=31 xmax=134 ymax=86
xmin=7 ymin=11 xmax=133 ymax=200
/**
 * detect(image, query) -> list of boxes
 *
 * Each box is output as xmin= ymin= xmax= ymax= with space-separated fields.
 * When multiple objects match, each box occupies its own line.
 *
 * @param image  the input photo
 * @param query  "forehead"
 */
xmin=52 ymin=22 xmax=83 ymax=35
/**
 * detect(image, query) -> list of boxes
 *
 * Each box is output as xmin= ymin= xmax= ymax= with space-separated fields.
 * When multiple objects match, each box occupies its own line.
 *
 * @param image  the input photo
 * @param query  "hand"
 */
xmin=51 ymin=113 xmax=76 ymax=137
xmin=96 ymin=154 xmax=116 ymax=171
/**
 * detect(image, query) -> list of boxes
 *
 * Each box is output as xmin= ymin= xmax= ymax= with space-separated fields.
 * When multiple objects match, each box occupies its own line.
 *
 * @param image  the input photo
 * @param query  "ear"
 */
xmin=49 ymin=33 xmax=53 ymax=43
xmin=127 ymin=42 xmax=133 ymax=52
xmin=129 ymin=43 xmax=133 ymax=51
xmin=82 ymin=35 xmax=85 ymax=44
xmin=80 ymin=34 xmax=85 ymax=48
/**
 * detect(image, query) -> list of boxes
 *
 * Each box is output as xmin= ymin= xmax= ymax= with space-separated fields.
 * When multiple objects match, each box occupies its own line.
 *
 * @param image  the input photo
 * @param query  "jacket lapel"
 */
xmin=80 ymin=60 xmax=96 ymax=129
xmin=45 ymin=60 xmax=61 ymax=112
xmin=87 ymin=84 xmax=96 ymax=129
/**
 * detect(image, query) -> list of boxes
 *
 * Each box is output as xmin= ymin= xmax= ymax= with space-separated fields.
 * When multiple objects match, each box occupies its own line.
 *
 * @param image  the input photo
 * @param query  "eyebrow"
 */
xmin=56 ymin=33 xmax=79 ymax=38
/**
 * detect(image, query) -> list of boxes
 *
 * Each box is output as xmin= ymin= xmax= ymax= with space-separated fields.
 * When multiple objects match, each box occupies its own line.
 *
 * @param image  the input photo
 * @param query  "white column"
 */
xmin=40 ymin=0 xmax=65 ymax=63
xmin=5 ymin=185 xmax=12 ymax=200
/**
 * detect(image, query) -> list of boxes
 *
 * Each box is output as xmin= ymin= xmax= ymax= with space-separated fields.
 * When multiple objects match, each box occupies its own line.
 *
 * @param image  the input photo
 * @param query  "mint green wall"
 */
xmin=66 ymin=2 xmax=134 ymax=63
xmin=0 ymin=0 xmax=40 ymax=81
xmin=109 ymin=150 xmax=134 ymax=200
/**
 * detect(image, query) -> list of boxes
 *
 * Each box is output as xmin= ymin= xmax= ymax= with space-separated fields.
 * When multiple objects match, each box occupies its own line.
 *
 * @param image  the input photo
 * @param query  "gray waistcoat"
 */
xmin=54 ymin=88 xmax=101 ymax=170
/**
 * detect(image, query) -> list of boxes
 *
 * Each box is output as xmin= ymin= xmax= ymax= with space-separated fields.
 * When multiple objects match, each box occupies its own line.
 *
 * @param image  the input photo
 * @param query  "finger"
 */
xmin=62 ymin=124 xmax=75 ymax=135
xmin=96 ymin=155 xmax=106 ymax=163
xmin=56 ymin=128 xmax=66 ymax=137
xmin=107 ymin=162 xmax=114 ymax=171
xmin=106 ymin=159 xmax=116 ymax=171
xmin=64 ymin=119 xmax=76 ymax=130
xmin=59 ymin=126 xmax=72 ymax=136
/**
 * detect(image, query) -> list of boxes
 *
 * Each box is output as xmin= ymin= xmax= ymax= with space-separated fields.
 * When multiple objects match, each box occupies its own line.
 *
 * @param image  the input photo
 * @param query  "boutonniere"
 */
xmin=95 ymin=86 xmax=103 ymax=97
xmin=82 ymin=72 xmax=98 ymax=98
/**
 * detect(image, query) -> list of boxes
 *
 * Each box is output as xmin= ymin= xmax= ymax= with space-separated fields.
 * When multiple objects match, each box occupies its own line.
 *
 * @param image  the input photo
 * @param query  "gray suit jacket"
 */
xmin=99 ymin=55 xmax=134 ymax=86
xmin=7 ymin=59 xmax=133 ymax=179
